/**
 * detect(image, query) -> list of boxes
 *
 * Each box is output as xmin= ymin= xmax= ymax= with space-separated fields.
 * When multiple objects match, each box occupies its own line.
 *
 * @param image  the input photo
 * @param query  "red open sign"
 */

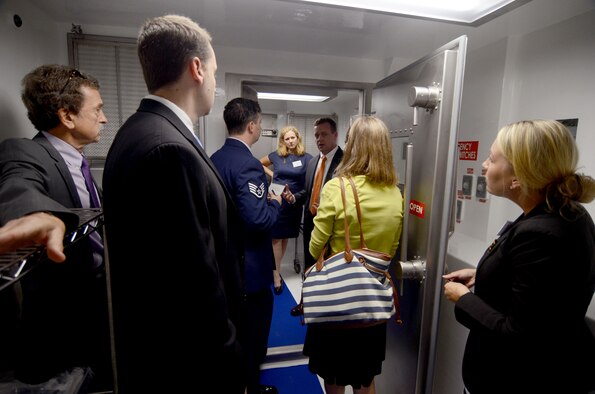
xmin=409 ymin=199 xmax=425 ymax=218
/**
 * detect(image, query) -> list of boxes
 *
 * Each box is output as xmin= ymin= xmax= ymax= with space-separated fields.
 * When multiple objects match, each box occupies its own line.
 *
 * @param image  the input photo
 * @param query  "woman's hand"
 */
xmin=443 ymin=268 xmax=476 ymax=303
xmin=443 ymin=268 xmax=476 ymax=287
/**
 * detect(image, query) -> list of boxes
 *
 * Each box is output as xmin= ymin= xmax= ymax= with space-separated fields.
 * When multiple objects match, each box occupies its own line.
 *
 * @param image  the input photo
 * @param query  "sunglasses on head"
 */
xmin=59 ymin=69 xmax=86 ymax=95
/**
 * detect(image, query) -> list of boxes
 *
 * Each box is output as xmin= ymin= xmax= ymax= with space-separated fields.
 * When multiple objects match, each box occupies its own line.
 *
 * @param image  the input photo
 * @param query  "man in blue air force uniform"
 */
xmin=211 ymin=97 xmax=282 ymax=394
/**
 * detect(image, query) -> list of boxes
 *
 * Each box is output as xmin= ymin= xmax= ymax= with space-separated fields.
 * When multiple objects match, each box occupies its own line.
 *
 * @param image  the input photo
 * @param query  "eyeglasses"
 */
xmin=59 ymin=69 xmax=86 ymax=95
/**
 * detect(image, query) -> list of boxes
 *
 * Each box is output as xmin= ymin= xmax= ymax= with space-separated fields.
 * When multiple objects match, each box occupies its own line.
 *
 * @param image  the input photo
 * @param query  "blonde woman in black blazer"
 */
xmin=444 ymin=120 xmax=595 ymax=394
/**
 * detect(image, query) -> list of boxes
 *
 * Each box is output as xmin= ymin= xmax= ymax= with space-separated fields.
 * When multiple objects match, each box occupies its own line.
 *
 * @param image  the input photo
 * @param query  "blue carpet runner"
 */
xmin=268 ymin=281 xmax=306 ymax=347
xmin=262 ymin=282 xmax=323 ymax=392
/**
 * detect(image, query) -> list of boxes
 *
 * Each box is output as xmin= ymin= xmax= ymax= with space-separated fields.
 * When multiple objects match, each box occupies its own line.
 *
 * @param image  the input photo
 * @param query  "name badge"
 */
xmin=292 ymin=160 xmax=302 ymax=168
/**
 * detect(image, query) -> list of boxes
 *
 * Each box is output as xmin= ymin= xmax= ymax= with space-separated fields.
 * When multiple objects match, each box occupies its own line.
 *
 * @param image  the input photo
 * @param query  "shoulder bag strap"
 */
xmin=315 ymin=177 xmax=352 ymax=271
xmin=346 ymin=177 xmax=367 ymax=249
xmin=339 ymin=177 xmax=354 ymax=262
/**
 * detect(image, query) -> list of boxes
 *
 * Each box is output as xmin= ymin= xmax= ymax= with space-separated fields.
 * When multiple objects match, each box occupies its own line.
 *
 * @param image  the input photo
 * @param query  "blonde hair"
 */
xmin=335 ymin=116 xmax=397 ymax=186
xmin=277 ymin=126 xmax=305 ymax=157
xmin=496 ymin=119 xmax=595 ymax=216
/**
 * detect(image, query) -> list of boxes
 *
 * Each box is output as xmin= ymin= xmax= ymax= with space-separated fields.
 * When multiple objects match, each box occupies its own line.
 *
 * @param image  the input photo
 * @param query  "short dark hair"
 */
xmin=21 ymin=64 xmax=100 ymax=131
xmin=314 ymin=117 xmax=337 ymax=133
xmin=138 ymin=15 xmax=212 ymax=92
xmin=223 ymin=97 xmax=261 ymax=135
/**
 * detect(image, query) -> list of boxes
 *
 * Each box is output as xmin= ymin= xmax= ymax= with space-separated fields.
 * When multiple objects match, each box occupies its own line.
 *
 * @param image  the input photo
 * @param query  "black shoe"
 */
xmin=260 ymin=385 xmax=279 ymax=394
xmin=274 ymin=276 xmax=284 ymax=295
xmin=290 ymin=302 xmax=303 ymax=316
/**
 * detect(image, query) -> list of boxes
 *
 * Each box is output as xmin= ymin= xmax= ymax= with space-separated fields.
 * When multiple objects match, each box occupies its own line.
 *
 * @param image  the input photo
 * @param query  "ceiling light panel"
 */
xmin=257 ymin=92 xmax=330 ymax=102
xmin=290 ymin=0 xmax=525 ymax=24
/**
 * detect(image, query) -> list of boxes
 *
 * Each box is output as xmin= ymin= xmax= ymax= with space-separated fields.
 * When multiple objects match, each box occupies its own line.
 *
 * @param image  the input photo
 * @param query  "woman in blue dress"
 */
xmin=260 ymin=126 xmax=313 ymax=294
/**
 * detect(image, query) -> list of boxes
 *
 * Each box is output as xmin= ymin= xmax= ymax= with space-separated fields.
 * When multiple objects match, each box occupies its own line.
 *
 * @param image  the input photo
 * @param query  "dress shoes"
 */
xmin=274 ymin=276 xmax=284 ymax=295
xmin=259 ymin=385 xmax=279 ymax=394
xmin=290 ymin=302 xmax=303 ymax=316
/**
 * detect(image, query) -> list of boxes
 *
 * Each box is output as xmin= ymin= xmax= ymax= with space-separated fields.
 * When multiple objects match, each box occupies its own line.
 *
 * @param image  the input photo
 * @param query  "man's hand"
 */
xmin=0 ymin=212 xmax=67 ymax=263
xmin=281 ymin=184 xmax=296 ymax=204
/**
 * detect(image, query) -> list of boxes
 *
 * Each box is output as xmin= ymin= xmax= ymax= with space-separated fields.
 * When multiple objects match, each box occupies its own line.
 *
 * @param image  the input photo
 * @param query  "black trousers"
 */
xmin=244 ymin=288 xmax=274 ymax=394
xmin=302 ymin=210 xmax=316 ymax=270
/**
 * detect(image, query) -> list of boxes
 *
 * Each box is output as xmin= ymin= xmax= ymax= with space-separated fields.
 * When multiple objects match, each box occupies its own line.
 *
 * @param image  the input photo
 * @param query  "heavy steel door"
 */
xmin=372 ymin=36 xmax=467 ymax=394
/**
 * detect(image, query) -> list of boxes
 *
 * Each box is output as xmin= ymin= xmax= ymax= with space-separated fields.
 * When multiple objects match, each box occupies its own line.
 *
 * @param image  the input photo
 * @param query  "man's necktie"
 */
xmin=309 ymin=155 xmax=327 ymax=216
xmin=81 ymin=156 xmax=104 ymax=267
xmin=81 ymin=156 xmax=100 ymax=208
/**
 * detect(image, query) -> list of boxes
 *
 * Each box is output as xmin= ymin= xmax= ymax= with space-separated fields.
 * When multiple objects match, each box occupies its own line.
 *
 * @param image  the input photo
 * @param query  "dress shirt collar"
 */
xmin=145 ymin=94 xmax=202 ymax=146
xmin=321 ymin=145 xmax=339 ymax=163
xmin=41 ymin=131 xmax=83 ymax=167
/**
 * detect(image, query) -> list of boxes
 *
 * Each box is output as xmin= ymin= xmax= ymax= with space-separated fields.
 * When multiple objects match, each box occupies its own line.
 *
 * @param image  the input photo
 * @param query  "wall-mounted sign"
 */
xmin=458 ymin=140 xmax=479 ymax=160
xmin=261 ymin=128 xmax=278 ymax=137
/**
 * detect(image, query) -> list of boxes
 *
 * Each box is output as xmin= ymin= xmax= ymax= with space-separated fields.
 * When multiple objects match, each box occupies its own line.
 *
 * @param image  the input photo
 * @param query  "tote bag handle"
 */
xmin=316 ymin=177 xmax=366 ymax=266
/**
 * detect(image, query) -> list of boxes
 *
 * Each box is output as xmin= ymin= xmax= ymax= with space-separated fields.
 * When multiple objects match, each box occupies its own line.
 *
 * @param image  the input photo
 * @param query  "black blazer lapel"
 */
xmin=33 ymin=132 xmax=83 ymax=207
xmin=325 ymin=146 xmax=343 ymax=183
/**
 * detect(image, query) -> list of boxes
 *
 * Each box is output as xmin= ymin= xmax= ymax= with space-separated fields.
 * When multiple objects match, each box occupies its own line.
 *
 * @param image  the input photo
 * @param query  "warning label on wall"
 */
xmin=458 ymin=141 xmax=479 ymax=161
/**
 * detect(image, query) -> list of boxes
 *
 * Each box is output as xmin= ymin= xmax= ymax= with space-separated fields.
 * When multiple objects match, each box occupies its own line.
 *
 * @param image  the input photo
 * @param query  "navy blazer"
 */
xmin=0 ymin=133 xmax=110 ymax=387
xmin=103 ymin=99 xmax=245 ymax=393
xmin=211 ymin=138 xmax=281 ymax=294
xmin=455 ymin=204 xmax=595 ymax=393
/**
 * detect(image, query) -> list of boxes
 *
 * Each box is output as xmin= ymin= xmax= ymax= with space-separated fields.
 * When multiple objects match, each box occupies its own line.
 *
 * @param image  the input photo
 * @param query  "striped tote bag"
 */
xmin=302 ymin=177 xmax=402 ymax=327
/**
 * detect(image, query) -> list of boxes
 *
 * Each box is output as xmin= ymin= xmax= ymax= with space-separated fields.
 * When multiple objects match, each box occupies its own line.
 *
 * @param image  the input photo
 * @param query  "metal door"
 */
xmin=371 ymin=36 xmax=467 ymax=394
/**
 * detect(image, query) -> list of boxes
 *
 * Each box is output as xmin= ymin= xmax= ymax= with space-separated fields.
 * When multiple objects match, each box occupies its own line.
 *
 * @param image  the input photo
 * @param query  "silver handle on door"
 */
xmin=397 ymin=142 xmax=427 ymax=288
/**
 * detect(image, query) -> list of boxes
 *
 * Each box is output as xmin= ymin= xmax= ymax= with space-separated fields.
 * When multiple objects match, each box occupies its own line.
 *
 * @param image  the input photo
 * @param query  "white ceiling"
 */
xmin=26 ymin=0 xmax=594 ymax=62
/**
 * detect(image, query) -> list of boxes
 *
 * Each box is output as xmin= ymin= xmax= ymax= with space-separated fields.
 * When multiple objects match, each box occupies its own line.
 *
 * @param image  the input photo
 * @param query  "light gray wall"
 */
xmin=449 ymin=9 xmax=595 ymax=266
xmin=1 ymin=1 xmax=594 ymax=393
xmin=449 ymin=8 xmax=595 ymax=291
xmin=0 ymin=1 xmax=386 ymax=151
xmin=214 ymin=46 xmax=384 ymax=154
xmin=0 ymin=0 xmax=67 ymax=140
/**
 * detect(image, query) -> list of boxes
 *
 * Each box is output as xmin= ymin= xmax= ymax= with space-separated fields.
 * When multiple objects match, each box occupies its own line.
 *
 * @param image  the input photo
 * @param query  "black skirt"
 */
xmin=303 ymin=322 xmax=387 ymax=388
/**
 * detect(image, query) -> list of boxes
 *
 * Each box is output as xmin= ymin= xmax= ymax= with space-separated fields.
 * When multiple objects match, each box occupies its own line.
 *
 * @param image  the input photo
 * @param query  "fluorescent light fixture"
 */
xmin=290 ymin=0 xmax=527 ymax=25
xmin=257 ymin=92 xmax=330 ymax=102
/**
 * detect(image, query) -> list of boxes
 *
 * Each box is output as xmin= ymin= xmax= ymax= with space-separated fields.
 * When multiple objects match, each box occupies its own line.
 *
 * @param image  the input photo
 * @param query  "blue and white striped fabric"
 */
xmin=302 ymin=248 xmax=395 ymax=326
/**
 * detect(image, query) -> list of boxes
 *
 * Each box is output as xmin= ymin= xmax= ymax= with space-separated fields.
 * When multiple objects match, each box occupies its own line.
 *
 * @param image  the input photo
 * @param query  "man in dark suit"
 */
xmin=283 ymin=117 xmax=343 ymax=316
xmin=211 ymin=97 xmax=281 ymax=394
xmin=293 ymin=117 xmax=344 ymax=270
xmin=102 ymin=15 xmax=246 ymax=394
xmin=0 ymin=64 xmax=112 ymax=391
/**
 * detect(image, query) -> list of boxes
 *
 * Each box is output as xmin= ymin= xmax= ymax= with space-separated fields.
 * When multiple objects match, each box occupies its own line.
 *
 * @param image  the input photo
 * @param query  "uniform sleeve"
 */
xmin=232 ymin=158 xmax=280 ymax=231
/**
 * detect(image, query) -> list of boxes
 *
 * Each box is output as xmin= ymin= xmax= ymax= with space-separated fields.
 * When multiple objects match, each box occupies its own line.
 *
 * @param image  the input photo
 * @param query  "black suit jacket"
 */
xmin=0 ymin=133 xmax=111 ymax=388
xmin=294 ymin=147 xmax=343 ymax=269
xmin=102 ymin=99 xmax=246 ymax=393
xmin=455 ymin=204 xmax=595 ymax=393
xmin=0 ymin=133 xmax=83 ymax=229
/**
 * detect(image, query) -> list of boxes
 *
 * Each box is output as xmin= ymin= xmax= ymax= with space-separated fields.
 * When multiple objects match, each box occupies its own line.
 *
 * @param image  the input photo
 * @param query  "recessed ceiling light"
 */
xmin=289 ymin=0 xmax=530 ymax=25
xmin=257 ymin=92 xmax=330 ymax=102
